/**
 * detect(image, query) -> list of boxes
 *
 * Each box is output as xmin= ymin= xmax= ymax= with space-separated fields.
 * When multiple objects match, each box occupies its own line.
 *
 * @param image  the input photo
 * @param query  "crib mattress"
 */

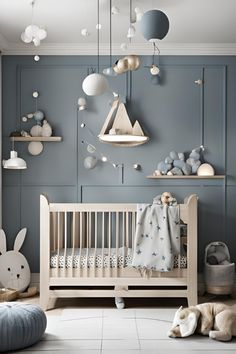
xmin=50 ymin=248 xmax=187 ymax=269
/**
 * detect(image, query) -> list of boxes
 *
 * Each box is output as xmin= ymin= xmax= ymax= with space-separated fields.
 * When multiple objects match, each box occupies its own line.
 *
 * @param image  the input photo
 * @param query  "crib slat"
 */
xmin=102 ymin=212 xmax=105 ymax=276
xmin=79 ymin=212 xmax=82 ymax=276
xmin=94 ymin=212 xmax=97 ymax=276
xmin=122 ymin=212 xmax=125 ymax=268
xmin=63 ymin=213 xmax=67 ymax=274
xmin=108 ymin=212 xmax=111 ymax=276
xmin=71 ymin=212 xmax=76 ymax=277
xmin=56 ymin=212 xmax=60 ymax=277
xmin=116 ymin=212 xmax=119 ymax=276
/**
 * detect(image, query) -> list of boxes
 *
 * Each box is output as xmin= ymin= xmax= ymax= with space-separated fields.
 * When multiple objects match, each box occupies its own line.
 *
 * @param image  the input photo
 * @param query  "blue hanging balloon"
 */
xmin=140 ymin=10 xmax=169 ymax=41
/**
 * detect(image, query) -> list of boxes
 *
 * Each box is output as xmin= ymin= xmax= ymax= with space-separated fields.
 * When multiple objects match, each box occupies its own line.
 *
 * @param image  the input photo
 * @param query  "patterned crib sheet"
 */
xmin=50 ymin=248 xmax=187 ymax=269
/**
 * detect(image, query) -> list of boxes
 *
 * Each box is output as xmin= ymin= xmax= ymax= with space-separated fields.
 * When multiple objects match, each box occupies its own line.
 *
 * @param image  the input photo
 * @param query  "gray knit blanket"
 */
xmin=132 ymin=204 xmax=180 ymax=272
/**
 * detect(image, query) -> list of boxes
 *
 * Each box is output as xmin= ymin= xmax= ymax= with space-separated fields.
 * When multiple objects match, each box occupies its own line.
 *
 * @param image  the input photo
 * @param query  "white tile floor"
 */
xmin=12 ymin=296 xmax=236 ymax=354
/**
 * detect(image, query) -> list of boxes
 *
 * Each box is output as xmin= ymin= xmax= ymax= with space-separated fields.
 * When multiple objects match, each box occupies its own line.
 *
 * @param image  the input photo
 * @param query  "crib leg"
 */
xmin=40 ymin=291 xmax=50 ymax=311
xmin=187 ymin=290 xmax=198 ymax=307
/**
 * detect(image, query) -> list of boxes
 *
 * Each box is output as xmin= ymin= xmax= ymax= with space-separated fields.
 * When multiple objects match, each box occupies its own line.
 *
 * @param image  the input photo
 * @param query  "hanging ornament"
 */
xmin=140 ymin=9 xmax=169 ymax=42
xmin=21 ymin=1 xmax=47 ymax=47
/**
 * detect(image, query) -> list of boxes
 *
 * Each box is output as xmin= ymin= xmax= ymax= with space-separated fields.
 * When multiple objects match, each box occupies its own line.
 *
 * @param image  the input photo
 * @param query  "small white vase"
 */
xmin=42 ymin=120 xmax=52 ymax=137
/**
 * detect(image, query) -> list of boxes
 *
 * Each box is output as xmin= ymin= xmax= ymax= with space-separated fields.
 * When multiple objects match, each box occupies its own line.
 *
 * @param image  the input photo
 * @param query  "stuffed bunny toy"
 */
xmin=0 ymin=228 xmax=30 ymax=292
xmin=168 ymin=302 xmax=236 ymax=341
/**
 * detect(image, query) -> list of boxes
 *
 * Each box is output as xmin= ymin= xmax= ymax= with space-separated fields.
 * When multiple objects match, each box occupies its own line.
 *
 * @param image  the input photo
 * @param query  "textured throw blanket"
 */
xmin=132 ymin=204 xmax=180 ymax=272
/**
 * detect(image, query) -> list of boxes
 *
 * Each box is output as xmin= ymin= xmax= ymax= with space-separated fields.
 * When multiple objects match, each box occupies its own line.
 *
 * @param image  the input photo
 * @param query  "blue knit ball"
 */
xmin=0 ymin=302 xmax=47 ymax=352
xmin=34 ymin=110 xmax=45 ymax=124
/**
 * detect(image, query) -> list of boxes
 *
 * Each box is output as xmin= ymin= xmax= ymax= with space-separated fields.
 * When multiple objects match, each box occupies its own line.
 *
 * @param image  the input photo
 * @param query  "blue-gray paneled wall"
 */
xmin=2 ymin=55 xmax=236 ymax=272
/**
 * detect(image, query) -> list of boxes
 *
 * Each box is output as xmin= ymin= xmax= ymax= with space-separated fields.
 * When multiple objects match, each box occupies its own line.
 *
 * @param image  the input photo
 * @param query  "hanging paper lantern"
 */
xmin=82 ymin=73 xmax=109 ymax=96
xmin=140 ymin=9 xmax=169 ymax=42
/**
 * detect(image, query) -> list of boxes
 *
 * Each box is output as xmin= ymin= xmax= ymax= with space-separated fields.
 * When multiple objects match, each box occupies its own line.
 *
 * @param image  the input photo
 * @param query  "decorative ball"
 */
xmin=25 ymin=24 xmax=39 ymax=38
xmin=34 ymin=110 xmax=45 ymax=124
xmin=125 ymin=55 xmax=140 ymax=71
xmin=0 ymin=303 xmax=47 ymax=352
xmin=124 ymin=55 xmax=140 ymax=70
xmin=113 ymin=58 xmax=129 ymax=74
xmin=82 ymin=73 xmax=109 ymax=96
xmin=37 ymin=28 xmax=47 ymax=40
xmin=81 ymin=28 xmax=89 ymax=36
xmin=150 ymin=64 xmax=160 ymax=75
xmin=30 ymin=125 xmax=42 ymax=137
xmin=120 ymin=42 xmax=127 ymax=51
xmin=84 ymin=156 xmax=97 ymax=170
xmin=140 ymin=9 xmax=169 ymax=41
xmin=197 ymin=163 xmax=215 ymax=176
xmin=21 ymin=31 xmax=32 ymax=43
xmin=28 ymin=142 xmax=44 ymax=156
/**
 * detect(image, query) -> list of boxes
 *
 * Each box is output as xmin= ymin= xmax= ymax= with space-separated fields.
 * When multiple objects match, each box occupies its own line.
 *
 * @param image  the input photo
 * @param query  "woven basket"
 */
xmin=0 ymin=288 xmax=19 ymax=302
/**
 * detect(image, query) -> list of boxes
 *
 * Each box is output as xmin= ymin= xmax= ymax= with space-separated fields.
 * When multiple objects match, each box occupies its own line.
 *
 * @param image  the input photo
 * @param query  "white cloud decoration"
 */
xmin=21 ymin=25 xmax=47 ymax=47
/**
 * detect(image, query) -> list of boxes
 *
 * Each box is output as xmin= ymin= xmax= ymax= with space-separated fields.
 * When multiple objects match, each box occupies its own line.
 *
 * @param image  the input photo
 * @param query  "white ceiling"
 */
xmin=0 ymin=0 xmax=236 ymax=55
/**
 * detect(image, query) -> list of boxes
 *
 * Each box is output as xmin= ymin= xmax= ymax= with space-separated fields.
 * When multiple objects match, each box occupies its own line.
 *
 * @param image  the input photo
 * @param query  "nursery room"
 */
xmin=0 ymin=0 xmax=236 ymax=353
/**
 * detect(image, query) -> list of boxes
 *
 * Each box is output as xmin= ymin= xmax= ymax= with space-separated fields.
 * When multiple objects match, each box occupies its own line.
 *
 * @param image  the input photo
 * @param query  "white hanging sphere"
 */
xmin=32 ymin=91 xmax=39 ymax=98
xmin=82 ymin=73 xmax=109 ymax=96
xmin=120 ymin=42 xmax=127 ymax=51
xmin=84 ymin=156 xmax=97 ymax=170
xmin=197 ymin=163 xmax=215 ymax=176
xmin=25 ymin=24 xmax=40 ymax=38
xmin=22 ymin=116 xmax=28 ymax=122
xmin=136 ymin=12 xmax=143 ymax=22
xmin=30 ymin=125 xmax=42 ymax=137
xmin=33 ymin=37 xmax=41 ymax=47
xmin=78 ymin=97 xmax=87 ymax=106
xmin=28 ymin=141 xmax=44 ymax=156
xmin=96 ymin=23 xmax=102 ymax=30
xmin=81 ymin=28 xmax=89 ymax=36
xmin=150 ymin=64 xmax=160 ymax=75
xmin=111 ymin=6 xmax=119 ymax=15
xmin=34 ymin=55 xmax=40 ymax=61
xmin=37 ymin=28 xmax=47 ymax=40
xmin=127 ymin=25 xmax=136 ymax=38
xmin=21 ymin=31 xmax=32 ymax=43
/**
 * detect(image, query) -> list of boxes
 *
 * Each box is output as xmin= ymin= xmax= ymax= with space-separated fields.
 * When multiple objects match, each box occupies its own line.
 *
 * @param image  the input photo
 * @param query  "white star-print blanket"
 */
xmin=132 ymin=204 xmax=180 ymax=273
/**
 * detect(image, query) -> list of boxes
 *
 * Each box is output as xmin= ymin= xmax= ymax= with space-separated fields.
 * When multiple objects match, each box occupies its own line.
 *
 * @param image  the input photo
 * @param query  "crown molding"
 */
xmin=2 ymin=42 xmax=236 ymax=56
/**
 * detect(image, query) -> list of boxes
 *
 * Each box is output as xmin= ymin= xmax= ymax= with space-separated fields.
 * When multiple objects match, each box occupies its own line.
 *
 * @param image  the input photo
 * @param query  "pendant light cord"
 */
xmin=109 ymin=0 xmax=112 ymax=67
xmin=97 ymin=0 xmax=100 ymax=73
xmin=129 ymin=0 xmax=132 ymax=43
xmin=31 ymin=0 xmax=35 ymax=26
xmin=153 ymin=42 xmax=160 ymax=66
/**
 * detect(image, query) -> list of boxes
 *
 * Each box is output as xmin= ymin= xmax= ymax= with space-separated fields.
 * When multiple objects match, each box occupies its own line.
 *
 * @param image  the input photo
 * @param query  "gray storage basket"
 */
xmin=204 ymin=242 xmax=235 ymax=295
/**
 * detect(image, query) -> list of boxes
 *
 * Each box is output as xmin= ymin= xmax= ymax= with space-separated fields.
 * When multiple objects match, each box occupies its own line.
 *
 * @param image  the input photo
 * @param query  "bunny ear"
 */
xmin=0 ymin=229 xmax=7 ymax=255
xmin=14 ymin=228 xmax=27 ymax=251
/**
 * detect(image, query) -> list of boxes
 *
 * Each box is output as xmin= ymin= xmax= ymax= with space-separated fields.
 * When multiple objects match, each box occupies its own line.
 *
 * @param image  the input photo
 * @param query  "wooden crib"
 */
xmin=40 ymin=194 xmax=198 ymax=310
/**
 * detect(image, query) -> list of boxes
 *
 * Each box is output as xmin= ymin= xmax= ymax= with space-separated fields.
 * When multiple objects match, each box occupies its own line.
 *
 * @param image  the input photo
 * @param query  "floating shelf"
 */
xmin=146 ymin=175 xmax=225 ymax=179
xmin=10 ymin=137 xmax=62 ymax=142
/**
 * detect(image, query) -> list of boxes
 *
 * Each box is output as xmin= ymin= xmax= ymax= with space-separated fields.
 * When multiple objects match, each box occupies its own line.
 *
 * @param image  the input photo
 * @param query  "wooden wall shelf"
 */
xmin=146 ymin=175 xmax=225 ymax=179
xmin=10 ymin=137 xmax=62 ymax=142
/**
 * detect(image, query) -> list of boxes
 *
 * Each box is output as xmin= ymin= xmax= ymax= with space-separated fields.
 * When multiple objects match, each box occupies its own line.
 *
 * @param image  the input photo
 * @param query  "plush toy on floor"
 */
xmin=168 ymin=302 xmax=236 ymax=341
xmin=0 ymin=228 xmax=30 ymax=293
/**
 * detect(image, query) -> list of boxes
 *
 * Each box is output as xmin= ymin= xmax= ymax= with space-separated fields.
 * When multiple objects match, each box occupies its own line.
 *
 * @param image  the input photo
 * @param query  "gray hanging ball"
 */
xmin=140 ymin=9 xmax=169 ymax=41
xmin=84 ymin=156 xmax=97 ymax=170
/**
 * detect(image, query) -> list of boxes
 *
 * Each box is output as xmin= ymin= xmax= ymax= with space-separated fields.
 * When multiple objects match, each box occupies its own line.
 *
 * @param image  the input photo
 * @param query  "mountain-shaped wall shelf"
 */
xmin=10 ymin=137 xmax=62 ymax=142
xmin=98 ymin=96 xmax=149 ymax=147
xmin=146 ymin=175 xmax=225 ymax=179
